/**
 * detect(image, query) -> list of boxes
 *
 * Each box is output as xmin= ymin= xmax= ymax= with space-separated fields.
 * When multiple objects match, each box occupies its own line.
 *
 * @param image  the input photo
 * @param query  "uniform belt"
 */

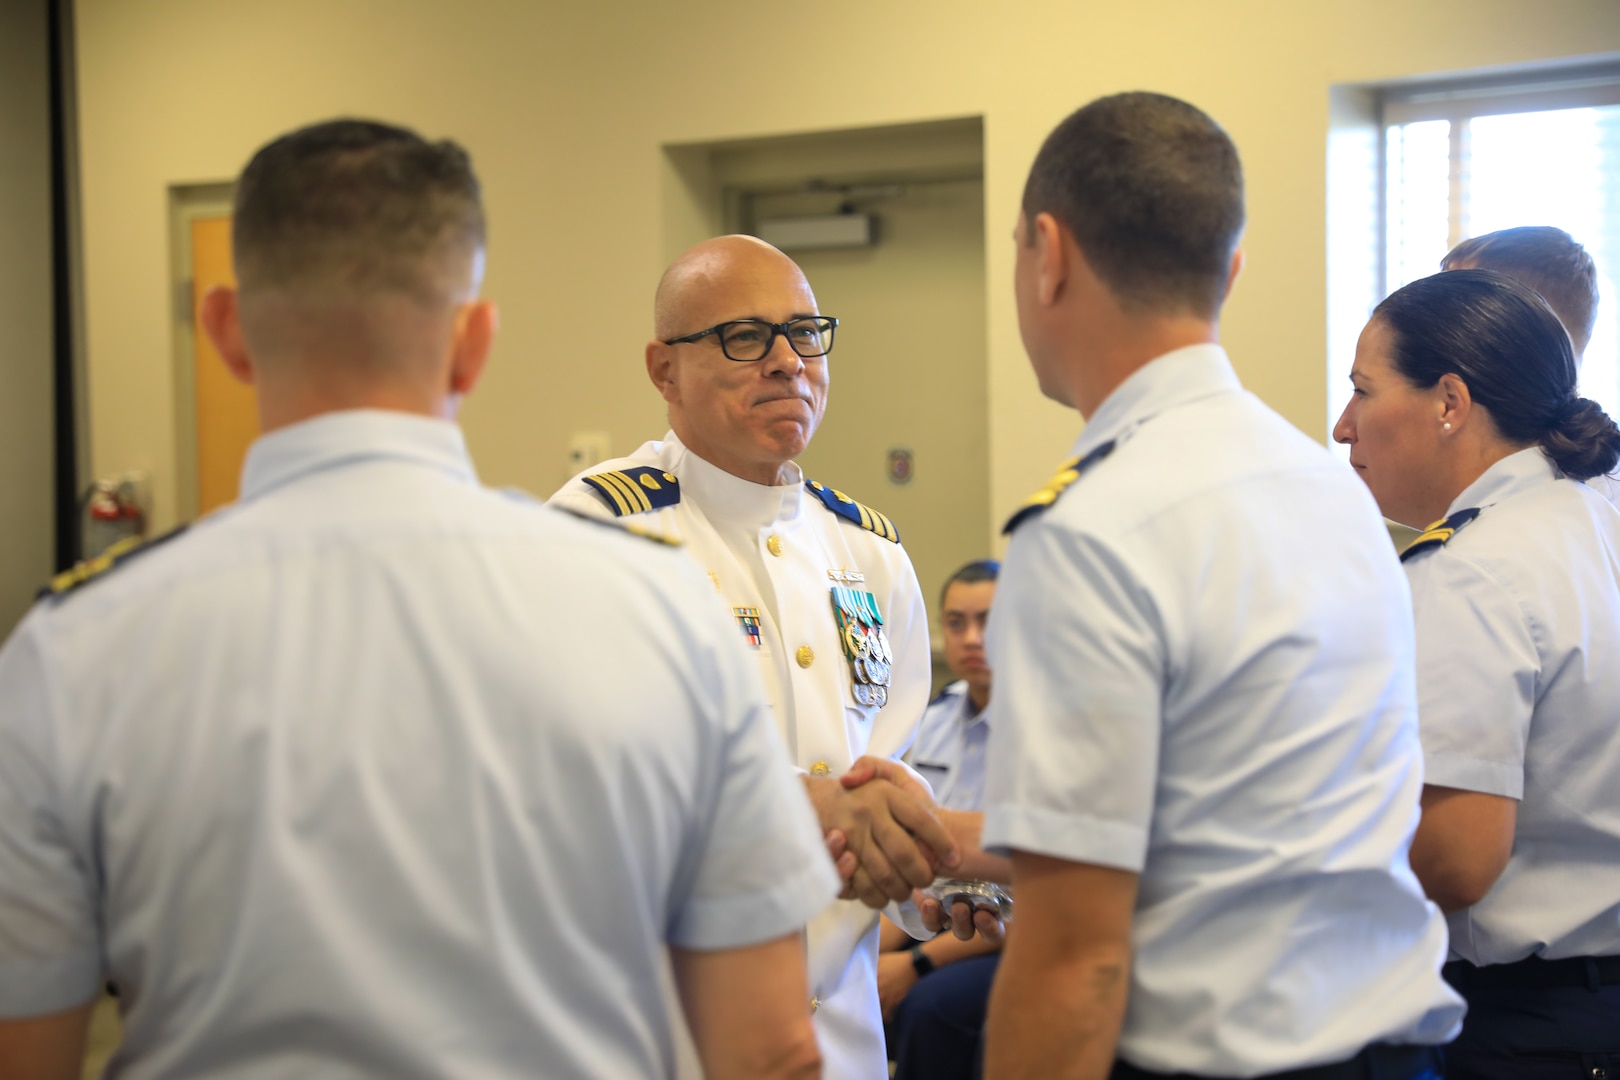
xmin=1110 ymin=1043 xmax=1440 ymax=1080
xmin=1444 ymin=954 xmax=1620 ymax=992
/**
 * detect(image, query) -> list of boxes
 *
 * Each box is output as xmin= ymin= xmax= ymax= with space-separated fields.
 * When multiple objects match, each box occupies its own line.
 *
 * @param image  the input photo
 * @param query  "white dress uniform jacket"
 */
xmin=552 ymin=431 xmax=931 ymax=1080
xmin=1404 ymin=446 xmax=1620 ymax=966
xmin=907 ymin=681 xmax=990 ymax=813
xmin=0 ymin=411 xmax=838 ymax=1080
xmin=982 ymin=346 xmax=1464 ymax=1075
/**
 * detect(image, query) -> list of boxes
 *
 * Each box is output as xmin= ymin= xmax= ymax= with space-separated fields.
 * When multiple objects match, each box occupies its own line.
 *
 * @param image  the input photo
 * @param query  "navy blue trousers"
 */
xmin=886 ymin=952 xmax=1001 ymax=1080
xmin=1444 ymin=963 xmax=1620 ymax=1079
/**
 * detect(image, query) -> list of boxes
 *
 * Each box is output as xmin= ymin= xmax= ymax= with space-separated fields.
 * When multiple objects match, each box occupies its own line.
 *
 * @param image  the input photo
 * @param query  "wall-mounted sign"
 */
xmin=887 ymin=447 xmax=914 ymax=485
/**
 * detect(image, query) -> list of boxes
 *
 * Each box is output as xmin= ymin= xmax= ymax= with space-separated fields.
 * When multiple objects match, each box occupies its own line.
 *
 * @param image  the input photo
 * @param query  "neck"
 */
xmin=671 ymin=422 xmax=795 ymax=486
xmin=1066 ymin=313 xmax=1220 ymax=419
xmin=1406 ymin=436 xmax=1528 ymax=527
xmin=253 ymin=374 xmax=455 ymax=435
xmin=967 ymin=684 xmax=990 ymax=712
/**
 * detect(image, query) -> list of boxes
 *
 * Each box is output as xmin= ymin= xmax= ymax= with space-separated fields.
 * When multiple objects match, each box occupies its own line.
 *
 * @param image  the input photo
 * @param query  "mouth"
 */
xmin=753 ymin=392 xmax=812 ymax=408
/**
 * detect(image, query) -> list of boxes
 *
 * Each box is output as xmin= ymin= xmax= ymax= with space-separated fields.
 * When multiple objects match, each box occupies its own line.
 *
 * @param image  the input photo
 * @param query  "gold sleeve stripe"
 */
xmin=856 ymin=501 xmax=874 ymax=532
xmin=604 ymin=471 xmax=652 ymax=514
xmin=874 ymin=511 xmax=897 ymax=543
xmin=587 ymin=474 xmax=633 ymax=515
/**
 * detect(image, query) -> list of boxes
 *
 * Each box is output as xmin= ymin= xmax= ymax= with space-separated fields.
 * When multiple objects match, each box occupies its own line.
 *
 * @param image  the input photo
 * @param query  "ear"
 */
xmin=1032 ymin=211 xmax=1068 ymax=306
xmin=1436 ymin=372 xmax=1473 ymax=432
xmin=646 ymin=341 xmax=679 ymax=405
xmin=447 ymin=300 xmax=497 ymax=396
xmin=1221 ymin=248 xmax=1246 ymax=302
xmin=199 ymin=286 xmax=255 ymax=385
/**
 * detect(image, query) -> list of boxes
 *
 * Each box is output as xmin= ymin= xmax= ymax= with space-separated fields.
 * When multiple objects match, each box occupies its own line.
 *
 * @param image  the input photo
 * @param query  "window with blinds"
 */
xmin=1382 ymin=65 xmax=1620 ymax=418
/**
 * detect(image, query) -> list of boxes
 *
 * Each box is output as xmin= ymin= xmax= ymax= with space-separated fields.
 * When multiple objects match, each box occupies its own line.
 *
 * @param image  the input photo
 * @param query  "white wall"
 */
xmin=71 ymin=0 xmax=1620 ymax=561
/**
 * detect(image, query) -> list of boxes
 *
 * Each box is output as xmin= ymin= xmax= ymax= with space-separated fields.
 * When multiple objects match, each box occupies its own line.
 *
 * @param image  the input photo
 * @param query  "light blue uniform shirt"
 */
xmin=1406 ymin=446 xmax=1620 ymax=966
xmin=982 ymin=346 xmax=1463 ymax=1075
xmin=0 ymin=410 xmax=838 ymax=1079
xmin=908 ymin=681 xmax=990 ymax=812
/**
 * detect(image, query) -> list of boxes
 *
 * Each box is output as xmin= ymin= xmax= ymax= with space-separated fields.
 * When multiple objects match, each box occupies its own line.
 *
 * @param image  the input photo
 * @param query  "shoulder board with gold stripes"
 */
xmin=804 ymin=480 xmax=900 ymax=544
xmin=38 ymin=526 xmax=190 ymax=602
xmin=555 ymin=504 xmax=682 ymax=546
xmin=581 ymin=466 xmax=681 ymax=517
xmin=1399 ymin=507 xmax=1481 ymax=563
xmin=1002 ymin=439 xmax=1118 ymax=535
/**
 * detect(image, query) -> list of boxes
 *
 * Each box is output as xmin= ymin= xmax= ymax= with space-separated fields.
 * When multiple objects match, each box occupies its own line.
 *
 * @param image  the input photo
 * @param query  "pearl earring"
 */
xmin=1443 ymin=422 xmax=1452 ymax=431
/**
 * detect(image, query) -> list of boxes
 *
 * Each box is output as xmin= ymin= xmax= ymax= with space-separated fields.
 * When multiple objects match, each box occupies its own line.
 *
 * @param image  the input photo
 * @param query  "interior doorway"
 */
xmin=169 ymin=183 xmax=255 ymax=520
xmin=660 ymin=117 xmax=989 ymax=630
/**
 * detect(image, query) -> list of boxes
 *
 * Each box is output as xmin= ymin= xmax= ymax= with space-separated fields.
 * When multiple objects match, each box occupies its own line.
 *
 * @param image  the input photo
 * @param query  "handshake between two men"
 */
xmin=806 ymin=756 xmax=1011 ymax=943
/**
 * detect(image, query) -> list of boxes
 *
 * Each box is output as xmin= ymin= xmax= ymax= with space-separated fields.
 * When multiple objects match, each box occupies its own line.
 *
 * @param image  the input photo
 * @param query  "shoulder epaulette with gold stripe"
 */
xmin=805 ymin=480 xmax=900 ymax=544
xmin=1002 ymin=439 xmax=1118 ymax=535
xmin=555 ymin=504 xmax=682 ymax=546
xmin=582 ymin=466 xmax=681 ymax=517
xmin=1399 ymin=507 xmax=1481 ymax=563
xmin=38 ymin=526 xmax=189 ymax=602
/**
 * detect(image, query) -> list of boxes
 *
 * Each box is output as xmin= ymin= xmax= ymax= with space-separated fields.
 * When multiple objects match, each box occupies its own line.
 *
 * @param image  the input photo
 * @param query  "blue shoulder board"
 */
xmin=804 ymin=480 xmax=900 ymax=543
xmin=582 ymin=466 xmax=681 ymax=517
xmin=1399 ymin=507 xmax=1481 ymax=563
xmin=38 ymin=526 xmax=189 ymax=602
xmin=1002 ymin=439 xmax=1117 ymax=535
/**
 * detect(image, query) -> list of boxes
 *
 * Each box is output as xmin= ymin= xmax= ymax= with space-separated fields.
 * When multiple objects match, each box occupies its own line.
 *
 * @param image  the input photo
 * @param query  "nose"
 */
xmin=759 ymin=329 xmax=804 ymax=377
xmin=1332 ymin=402 xmax=1354 ymax=445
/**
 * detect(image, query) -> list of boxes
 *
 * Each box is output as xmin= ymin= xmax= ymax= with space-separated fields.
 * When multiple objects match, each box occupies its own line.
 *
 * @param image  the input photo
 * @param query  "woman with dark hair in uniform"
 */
xmin=1334 ymin=268 xmax=1620 ymax=1078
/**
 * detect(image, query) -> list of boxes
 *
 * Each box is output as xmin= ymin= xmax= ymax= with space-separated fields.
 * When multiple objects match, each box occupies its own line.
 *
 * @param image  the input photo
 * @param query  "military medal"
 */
xmin=733 ymin=606 xmax=762 ymax=648
xmin=830 ymin=585 xmax=892 ymax=708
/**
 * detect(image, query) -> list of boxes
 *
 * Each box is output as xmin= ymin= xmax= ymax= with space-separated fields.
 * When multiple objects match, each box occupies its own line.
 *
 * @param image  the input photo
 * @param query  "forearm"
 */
xmin=941 ymin=810 xmax=1013 ymax=884
xmin=920 ymin=927 xmax=1000 ymax=965
xmin=879 ymin=913 xmax=912 ymax=951
xmin=985 ymin=936 xmax=1130 ymax=1080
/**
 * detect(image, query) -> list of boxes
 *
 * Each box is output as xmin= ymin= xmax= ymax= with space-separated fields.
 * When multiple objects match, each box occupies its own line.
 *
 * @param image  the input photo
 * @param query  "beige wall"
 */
xmin=73 ymin=0 xmax=1620 ymax=563
xmin=0 ymin=0 xmax=56 ymax=634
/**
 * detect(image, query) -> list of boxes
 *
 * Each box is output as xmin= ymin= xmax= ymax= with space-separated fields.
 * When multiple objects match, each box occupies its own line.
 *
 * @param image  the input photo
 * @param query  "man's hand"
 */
xmin=804 ymin=772 xmax=958 ymax=909
xmin=824 ymin=829 xmax=857 ymax=884
xmin=875 ymin=950 xmax=920 ymax=1022
xmin=917 ymin=891 xmax=1006 ymax=944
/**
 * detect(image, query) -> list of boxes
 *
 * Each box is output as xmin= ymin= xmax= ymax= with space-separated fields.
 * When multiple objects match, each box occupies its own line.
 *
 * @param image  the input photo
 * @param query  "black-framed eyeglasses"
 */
xmin=662 ymin=317 xmax=839 ymax=362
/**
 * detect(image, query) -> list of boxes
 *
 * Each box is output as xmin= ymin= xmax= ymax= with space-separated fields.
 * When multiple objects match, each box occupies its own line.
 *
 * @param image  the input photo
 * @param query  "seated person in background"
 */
xmin=1441 ymin=226 xmax=1613 ymax=503
xmin=0 ymin=119 xmax=834 ymax=1080
xmin=1334 ymin=268 xmax=1620 ymax=1077
xmin=880 ymin=559 xmax=1003 ymax=1079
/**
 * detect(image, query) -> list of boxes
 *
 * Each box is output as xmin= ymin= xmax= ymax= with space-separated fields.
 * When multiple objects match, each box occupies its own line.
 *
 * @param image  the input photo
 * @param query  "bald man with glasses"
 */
xmin=551 ymin=235 xmax=962 ymax=1079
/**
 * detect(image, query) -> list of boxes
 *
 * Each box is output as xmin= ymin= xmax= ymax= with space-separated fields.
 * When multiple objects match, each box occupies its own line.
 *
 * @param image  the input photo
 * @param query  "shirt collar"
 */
xmin=1448 ymin=446 xmax=1560 ymax=518
xmin=943 ymin=680 xmax=991 ymax=729
xmin=664 ymin=430 xmax=805 ymax=528
xmin=1070 ymin=344 xmax=1241 ymax=460
xmin=239 ymin=409 xmax=478 ymax=503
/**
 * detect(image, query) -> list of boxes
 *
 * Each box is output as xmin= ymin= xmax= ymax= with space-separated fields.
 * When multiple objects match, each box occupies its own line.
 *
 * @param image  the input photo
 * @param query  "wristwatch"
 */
xmin=909 ymin=943 xmax=935 ymax=978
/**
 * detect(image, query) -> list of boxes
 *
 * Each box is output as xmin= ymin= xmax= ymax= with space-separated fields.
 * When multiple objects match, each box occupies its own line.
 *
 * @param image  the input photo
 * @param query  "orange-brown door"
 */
xmin=190 ymin=216 xmax=258 ymax=514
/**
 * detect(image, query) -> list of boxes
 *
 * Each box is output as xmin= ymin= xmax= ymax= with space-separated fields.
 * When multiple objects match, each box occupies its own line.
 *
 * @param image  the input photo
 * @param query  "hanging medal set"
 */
xmin=830 ymin=586 xmax=892 ymax=708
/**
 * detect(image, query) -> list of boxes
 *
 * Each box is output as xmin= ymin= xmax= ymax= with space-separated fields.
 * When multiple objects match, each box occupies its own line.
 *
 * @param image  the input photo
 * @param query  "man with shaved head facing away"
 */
xmin=552 ymin=235 xmax=971 ymax=1078
xmin=0 ymin=120 xmax=838 ymax=1080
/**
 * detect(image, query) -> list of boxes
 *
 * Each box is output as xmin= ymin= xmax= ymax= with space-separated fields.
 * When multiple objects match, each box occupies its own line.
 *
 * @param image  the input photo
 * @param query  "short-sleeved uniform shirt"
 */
xmin=1405 ymin=447 xmax=1620 ymax=966
xmin=907 ymin=681 xmax=990 ymax=812
xmin=0 ymin=410 xmax=838 ymax=1080
xmin=552 ymin=432 xmax=931 ymax=1080
xmin=982 ymin=346 xmax=1464 ymax=1075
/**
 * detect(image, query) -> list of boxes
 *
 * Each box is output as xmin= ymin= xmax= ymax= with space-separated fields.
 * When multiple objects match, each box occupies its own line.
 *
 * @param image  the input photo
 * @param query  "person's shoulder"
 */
xmin=800 ymin=477 xmax=903 ymax=545
xmin=549 ymin=440 xmax=681 ymax=520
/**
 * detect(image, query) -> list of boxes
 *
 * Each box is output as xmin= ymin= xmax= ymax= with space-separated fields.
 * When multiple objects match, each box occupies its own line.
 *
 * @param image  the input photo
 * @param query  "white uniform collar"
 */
xmin=240 ymin=409 xmax=477 ymax=503
xmin=1447 ymin=445 xmax=1560 ymax=517
xmin=664 ymin=430 xmax=805 ymax=529
xmin=1068 ymin=344 xmax=1241 ymax=461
